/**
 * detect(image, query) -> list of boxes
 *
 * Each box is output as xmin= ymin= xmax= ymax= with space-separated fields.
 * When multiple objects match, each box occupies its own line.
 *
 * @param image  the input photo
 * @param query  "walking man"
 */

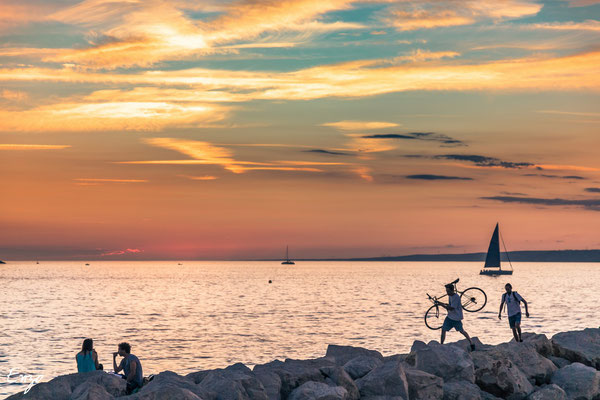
xmin=498 ymin=283 xmax=529 ymax=342
xmin=439 ymin=283 xmax=475 ymax=350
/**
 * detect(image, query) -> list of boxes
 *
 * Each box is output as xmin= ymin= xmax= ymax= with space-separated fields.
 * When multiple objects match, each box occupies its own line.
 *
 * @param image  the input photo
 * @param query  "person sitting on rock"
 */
xmin=76 ymin=338 xmax=102 ymax=372
xmin=438 ymin=283 xmax=475 ymax=350
xmin=113 ymin=342 xmax=143 ymax=394
xmin=498 ymin=283 xmax=529 ymax=342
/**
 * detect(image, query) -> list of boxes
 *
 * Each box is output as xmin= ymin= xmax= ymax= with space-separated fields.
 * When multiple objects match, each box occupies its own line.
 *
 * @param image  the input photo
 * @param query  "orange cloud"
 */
xmin=100 ymin=248 xmax=143 ymax=256
xmin=74 ymin=178 xmax=149 ymax=183
xmin=0 ymin=144 xmax=71 ymax=150
xmin=385 ymin=0 xmax=541 ymax=31
xmin=322 ymin=121 xmax=400 ymax=130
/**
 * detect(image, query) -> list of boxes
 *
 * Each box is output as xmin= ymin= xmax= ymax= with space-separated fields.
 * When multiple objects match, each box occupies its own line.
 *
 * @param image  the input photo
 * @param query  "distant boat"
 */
xmin=281 ymin=246 xmax=295 ymax=265
xmin=480 ymin=223 xmax=513 ymax=276
xmin=85 ymin=263 xmax=90 ymax=266
xmin=36 ymin=260 xmax=39 ymax=265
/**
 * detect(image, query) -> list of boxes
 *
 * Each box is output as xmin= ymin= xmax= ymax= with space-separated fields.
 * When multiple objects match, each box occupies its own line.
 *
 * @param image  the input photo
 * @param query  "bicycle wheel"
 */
xmin=461 ymin=287 xmax=487 ymax=312
xmin=424 ymin=304 xmax=447 ymax=330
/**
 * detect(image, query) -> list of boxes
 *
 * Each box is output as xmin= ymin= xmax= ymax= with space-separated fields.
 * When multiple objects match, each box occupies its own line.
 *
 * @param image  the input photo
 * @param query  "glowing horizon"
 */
xmin=2 ymin=0 xmax=600 ymax=260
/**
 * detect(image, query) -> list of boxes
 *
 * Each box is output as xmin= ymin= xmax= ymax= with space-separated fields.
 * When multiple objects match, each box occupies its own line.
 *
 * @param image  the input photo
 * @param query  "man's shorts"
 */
xmin=508 ymin=312 xmax=522 ymax=328
xmin=442 ymin=316 xmax=463 ymax=331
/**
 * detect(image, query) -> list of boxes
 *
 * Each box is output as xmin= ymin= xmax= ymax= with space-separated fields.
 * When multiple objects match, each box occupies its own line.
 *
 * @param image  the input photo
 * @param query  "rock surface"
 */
xmin=10 ymin=329 xmax=600 ymax=400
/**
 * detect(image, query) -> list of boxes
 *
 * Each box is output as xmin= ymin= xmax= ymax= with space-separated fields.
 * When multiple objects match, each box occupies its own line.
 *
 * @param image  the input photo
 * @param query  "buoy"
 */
xmin=268 ymin=280 xmax=272 ymax=284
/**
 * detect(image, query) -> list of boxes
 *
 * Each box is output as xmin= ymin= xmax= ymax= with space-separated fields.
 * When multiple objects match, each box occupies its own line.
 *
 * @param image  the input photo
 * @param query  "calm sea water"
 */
xmin=1 ymin=261 xmax=598 ymax=397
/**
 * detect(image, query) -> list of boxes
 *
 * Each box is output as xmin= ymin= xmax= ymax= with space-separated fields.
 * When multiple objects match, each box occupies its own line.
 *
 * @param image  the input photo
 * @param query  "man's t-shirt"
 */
xmin=119 ymin=354 xmax=143 ymax=386
xmin=447 ymin=293 xmax=463 ymax=321
xmin=502 ymin=291 xmax=523 ymax=317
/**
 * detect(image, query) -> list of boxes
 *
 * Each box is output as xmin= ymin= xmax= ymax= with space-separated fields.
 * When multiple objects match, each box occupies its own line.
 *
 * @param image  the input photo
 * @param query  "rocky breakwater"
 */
xmin=8 ymin=328 xmax=600 ymax=400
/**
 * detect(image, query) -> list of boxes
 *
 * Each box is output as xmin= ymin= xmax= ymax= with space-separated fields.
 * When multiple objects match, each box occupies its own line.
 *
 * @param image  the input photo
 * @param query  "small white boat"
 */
xmin=480 ymin=223 xmax=513 ymax=276
xmin=281 ymin=246 xmax=295 ymax=265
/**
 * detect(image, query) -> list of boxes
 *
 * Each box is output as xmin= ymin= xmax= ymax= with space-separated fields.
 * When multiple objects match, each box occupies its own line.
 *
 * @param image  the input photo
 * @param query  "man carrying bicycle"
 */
xmin=439 ymin=283 xmax=475 ymax=351
xmin=498 ymin=283 xmax=529 ymax=342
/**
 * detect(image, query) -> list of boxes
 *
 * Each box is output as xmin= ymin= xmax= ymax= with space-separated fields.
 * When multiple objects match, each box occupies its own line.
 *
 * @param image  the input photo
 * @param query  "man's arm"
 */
xmin=113 ymin=353 xmax=122 ymax=373
xmin=127 ymin=359 xmax=137 ymax=382
xmin=93 ymin=351 xmax=99 ymax=369
xmin=498 ymin=297 xmax=505 ymax=319
xmin=521 ymin=298 xmax=529 ymax=317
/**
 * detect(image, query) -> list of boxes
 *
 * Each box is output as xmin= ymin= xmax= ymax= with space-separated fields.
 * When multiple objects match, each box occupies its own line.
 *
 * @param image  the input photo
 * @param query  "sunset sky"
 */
xmin=1 ymin=0 xmax=599 ymax=260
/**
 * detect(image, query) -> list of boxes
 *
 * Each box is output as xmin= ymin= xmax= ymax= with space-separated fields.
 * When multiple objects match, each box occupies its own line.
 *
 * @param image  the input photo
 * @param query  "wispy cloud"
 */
xmin=322 ymin=121 xmax=400 ymax=130
xmin=100 ymin=248 xmax=143 ymax=256
xmin=364 ymin=132 xmax=466 ymax=147
xmin=406 ymin=174 xmax=473 ymax=180
xmin=304 ymin=149 xmax=352 ymax=156
xmin=483 ymin=195 xmax=600 ymax=211
xmin=436 ymin=154 xmax=533 ymax=168
xmin=585 ymin=187 xmax=600 ymax=193
xmin=382 ymin=0 xmax=541 ymax=31
xmin=523 ymin=173 xmax=586 ymax=180
xmin=74 ymin=178 xmax=148 ymax=183
xmin=0 ymin=144 xmax=71 ymax=150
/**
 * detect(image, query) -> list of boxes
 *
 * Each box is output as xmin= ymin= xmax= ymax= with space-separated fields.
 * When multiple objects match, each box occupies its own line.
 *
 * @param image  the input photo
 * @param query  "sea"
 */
xmin=1 ymin=261 xmax=598 ymax=397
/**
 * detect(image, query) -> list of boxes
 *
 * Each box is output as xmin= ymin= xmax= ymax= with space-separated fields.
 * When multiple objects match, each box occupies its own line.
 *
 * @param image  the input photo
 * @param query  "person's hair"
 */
xmin=445 ymin=284 xmax=454 ymax=291
xmin=505 ymin=283 xmax=512 ymax=289
xmin=119 ymin=342 xmax=131 ymax=354
xmin=82 ymin=338 xmax=93 ymax=355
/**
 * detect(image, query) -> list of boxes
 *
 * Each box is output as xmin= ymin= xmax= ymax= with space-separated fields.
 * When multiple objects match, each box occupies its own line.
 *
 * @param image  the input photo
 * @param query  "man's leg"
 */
xmin=511 ymin=327 xmax=519 ymax=342
xmin=441 ymin=328 xmax=447 ymax=344
xmin=516 ymin=323 xmax=523 ymax=342
xmin=459 ymin=328 xmax=473 ymax=345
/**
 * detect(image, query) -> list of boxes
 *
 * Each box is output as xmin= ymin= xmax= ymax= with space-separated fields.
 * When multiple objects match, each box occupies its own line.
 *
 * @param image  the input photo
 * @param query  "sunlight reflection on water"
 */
xmin=1 ymin=261 xmax=598 ymax=397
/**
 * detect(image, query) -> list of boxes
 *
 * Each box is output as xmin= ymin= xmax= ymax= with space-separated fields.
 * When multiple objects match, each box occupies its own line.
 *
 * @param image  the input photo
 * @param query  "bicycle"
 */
xmin=424 ymin=278 xmax=487 ymax=330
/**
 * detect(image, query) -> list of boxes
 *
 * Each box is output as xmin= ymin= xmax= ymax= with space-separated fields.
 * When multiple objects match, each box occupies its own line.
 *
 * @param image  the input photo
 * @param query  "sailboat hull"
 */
xmin=281 ymin=261 xmax=295 ymax=265
xmin=480 ymin=269 xmax=513 ymax=276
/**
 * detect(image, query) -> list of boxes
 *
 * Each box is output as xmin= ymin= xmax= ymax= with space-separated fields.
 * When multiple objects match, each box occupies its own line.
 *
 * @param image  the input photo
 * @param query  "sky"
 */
xmin=1 ymin=0 xmax=600 ymax=260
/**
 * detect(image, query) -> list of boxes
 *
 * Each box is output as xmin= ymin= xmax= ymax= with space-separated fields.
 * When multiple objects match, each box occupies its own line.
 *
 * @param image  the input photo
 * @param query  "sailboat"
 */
xmin=281 ymin=246 xmax=295 ymax=265
xmin=480 ymin=223 xmax=513 ymax=276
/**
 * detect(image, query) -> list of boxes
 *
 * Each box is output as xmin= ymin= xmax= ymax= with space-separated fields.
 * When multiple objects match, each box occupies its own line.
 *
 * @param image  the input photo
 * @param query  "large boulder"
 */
xmin=550 ymin=362 xmax=600 ymax=400
xmin=131 ymin=371 xmax=210 ymax=400
xmin=197 ymin=363 xmax=267 ymax=400
xmin=552 ymin=328 xmax=600 ymax=368
xmin=490 ymin=342 xmax=557 ymax=385
xmin=69 ymin=382 xmax=113 ymax=400
xmin=404 ymin=367 xmax=443 ymax=400
xmin=319 ymin=366 xmax=359 ymax=400
xmin=355 ymin=359 xmax=409 ymax=399
xmin=547 ymin=356 xmax=571 ymax=369
xmin=325 ymin=345 xmax=383 ymax=366
xmin=443 ymin=381 xmax=502 ymax=400
xmin=413 ymin=342 xmax=475 ymax=383
xmin=448 ymin=337 xmax=489 ymax=353
xmin=518 ymin=333 xmax=554 ymax=357
xmin=471 ymin=351 xmax=534 ymax=400
xmin=527 ymin=384 xmax=567 ymax=400
xmin=6 ymin=371 xmax=126 ymax=400
xmin=253 ymin=358 xmax=333 ymax=399
xmin=343 ymin=356 xmax=383 ymax=380
xmin=288 ymin=382 xmax=348 ymax=400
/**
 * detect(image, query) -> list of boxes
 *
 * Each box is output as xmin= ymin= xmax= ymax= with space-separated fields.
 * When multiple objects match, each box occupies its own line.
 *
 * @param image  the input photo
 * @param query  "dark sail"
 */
xmin=484 ymin=223 xmax=501 ymax=268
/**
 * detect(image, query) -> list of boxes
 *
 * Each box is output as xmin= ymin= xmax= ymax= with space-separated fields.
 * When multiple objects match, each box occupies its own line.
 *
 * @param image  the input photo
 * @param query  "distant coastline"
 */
xmin=268 ymin=249 xmax=600 ymax=262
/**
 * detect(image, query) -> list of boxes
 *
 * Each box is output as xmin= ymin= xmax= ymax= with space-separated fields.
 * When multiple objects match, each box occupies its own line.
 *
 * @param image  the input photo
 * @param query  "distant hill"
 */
xmin=307 ymin=250 xmax=600 ymax=262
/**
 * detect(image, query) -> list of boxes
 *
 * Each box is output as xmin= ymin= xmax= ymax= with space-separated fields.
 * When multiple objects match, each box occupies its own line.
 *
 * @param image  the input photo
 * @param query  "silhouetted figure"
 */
xmin=498 ymin=283 xmax=529 ymax=342
xmin=113 ymin=342 xmax=143 ymax=394
xmin=439 ymin=284 xmax=475 ymax=350
xmin=76 ymin=338 xmax=101 ymax=372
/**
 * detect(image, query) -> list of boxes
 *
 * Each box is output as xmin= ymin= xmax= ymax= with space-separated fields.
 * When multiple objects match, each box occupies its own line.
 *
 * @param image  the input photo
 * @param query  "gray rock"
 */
xmin=197 ymin=363 xmax=267 ymax=400
xmin=404 ymin=368 xmax=443 ymax=400
xmin=490 ymin=342 xmax=557 ymax=385
xmin=253 ymin=368 xmax=282 ymax=400
xmin=552 ymin=328 xmax=600 ymax=369
xmin=131 ymin=371 xmax=210 ymax=400
xmin=288 ymin=382 xmax=348 ymax=400
xmin=550 ymin=362 xmax=600 ymax=400
xmin=548 ymin=356 xmax=571 ymax=369
xmin=253 ymin=358 xmax=333 ymax=399
xmin=443 ymin=381 xmax=484 ymax=400
xmin=527 ymin=384 xmax=567 ymax=400
xmin=69 ymin=382 xmax=113 ymax=400
xmin=413 ymin=342 xmax=475 ymax=383
xmin=6 ymin=371 xmax=126 ymax=400
xmin=326 ymin=345 xmax=383 ymax=366
xmin=472 ymin=351 xmax=534 ymax=400
xmin=130 ymin=387 xmax=203 ymax=400
xmin=355 ymin=359 xmax=409 ymax=399
xmin=343 ymin=356 xmax=384 ymax=380
xmin=320 ymin=366 xmax=359 ymax=400
xmin=518 ymin=333 xmax=554 ymax=357
xmin=448 ymin=337 xmax=489 ymax=352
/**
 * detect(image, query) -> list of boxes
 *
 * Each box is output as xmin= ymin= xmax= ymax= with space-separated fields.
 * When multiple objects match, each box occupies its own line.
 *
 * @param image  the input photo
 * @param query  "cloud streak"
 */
xmin=483 ymin=195 xmax=600 ymax=211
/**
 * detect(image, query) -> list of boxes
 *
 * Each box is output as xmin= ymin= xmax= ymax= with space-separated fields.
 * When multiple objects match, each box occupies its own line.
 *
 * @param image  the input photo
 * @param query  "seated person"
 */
xmin=113 ymin=342 xmax=143 ymax=394
xmin=76 ymin=338 xmax=100 ymax=372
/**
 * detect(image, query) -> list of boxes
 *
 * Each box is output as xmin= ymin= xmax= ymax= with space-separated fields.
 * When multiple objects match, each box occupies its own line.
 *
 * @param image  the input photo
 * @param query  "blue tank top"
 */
xmin=76 ymin=351 xmax=96 ymax=373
